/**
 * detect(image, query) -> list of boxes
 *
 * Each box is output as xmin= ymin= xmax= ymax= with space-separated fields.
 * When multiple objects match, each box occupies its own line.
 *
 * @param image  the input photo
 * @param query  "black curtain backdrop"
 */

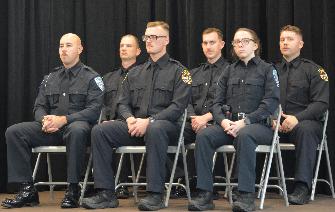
xmin=0 ymin=0 xmax=334 ymax=193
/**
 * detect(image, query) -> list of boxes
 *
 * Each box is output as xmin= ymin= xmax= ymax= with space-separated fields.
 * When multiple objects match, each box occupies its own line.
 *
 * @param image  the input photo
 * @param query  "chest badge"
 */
xmin=181 ymin=69 xmax=192 ymax=85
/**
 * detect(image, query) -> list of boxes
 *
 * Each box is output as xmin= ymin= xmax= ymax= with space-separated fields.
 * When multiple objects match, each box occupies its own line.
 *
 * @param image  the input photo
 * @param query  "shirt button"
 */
xmin=238 ymin=106 xmax=240 ymax=109
xmin=241 ymin=80 xmax=244 ymax=83
xmin=205 ymin=83 xmax=208 ymax=86
xmin=204 ymin=105 xmax=207 ymax=108
xmin=63 ymin=93 xmax=66 ymax=96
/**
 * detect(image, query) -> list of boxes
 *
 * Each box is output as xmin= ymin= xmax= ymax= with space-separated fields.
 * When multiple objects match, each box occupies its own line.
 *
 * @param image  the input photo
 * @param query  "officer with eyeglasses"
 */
xmin=81 ymin=21 xmax=191 ymax=211
xmin=188 ymin=28 xmax=279 ymax=211
xmin=275 ymin=25 xmax=329 ymax=205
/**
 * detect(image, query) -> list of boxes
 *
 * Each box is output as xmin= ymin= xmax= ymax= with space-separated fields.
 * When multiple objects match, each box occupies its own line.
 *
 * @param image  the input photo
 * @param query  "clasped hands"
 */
xmin=221 ymin=119 xmax=246 ymax=137
xmin=41 ymin=115 xmax=67 ymax=133
xmin=273 ymin=113 xmax=298 ymax=133
xmin=126 ymin=117 xmax=149 ymax=137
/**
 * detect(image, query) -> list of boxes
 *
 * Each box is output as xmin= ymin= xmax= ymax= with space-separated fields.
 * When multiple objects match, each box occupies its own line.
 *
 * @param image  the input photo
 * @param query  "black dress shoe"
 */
xmin=188 ymin=190 xmax=214 ymax=211
xmin=60 ymin=185 xmax=80 ymax=208
xmin=1 ymin=182 xmax=39 ymax=208
xmin=232 ymin=192 xmax=256 ymax=212
xmin=288 ymin=182 xmax=310 ymax=205
xmin=81 ymin=189 xmax=119 ymax=209
xmin=116 ymin=186 xmax=130 ymax=199
xmin=138 ymin=192 xmax=165 ymax=211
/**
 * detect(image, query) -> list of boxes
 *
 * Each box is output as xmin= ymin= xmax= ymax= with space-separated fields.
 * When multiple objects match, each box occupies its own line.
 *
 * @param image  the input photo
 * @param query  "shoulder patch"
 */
xmin=318 ymin=68 xmax=328 ymax=82
xmin=272 ymin=69 xmax=280 ymax=87
xmin=94 ymin=76 xmax=105 ymax=91
xmin=182 ymin=69 xmax=192 ymax=85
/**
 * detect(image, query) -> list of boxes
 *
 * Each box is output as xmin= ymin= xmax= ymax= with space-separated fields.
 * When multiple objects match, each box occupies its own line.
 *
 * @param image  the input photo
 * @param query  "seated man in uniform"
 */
xmin=81 ymin=21 xmax=191 ymax=211
xmin=1 ymin=33 xmax=104 ymax=209
xmin=101 ymin=34 xmax=141 ymax=199
xmin=275 ymin=25 xmax=329 ymax=205
xmin=188 ymin=28 xmax=280 ymax=211
xmin=179 ymin=27 xmax=229 ymax=197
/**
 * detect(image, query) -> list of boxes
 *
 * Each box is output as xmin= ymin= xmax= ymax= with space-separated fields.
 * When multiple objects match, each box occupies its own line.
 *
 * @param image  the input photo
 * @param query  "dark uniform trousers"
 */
xmin=91 ymin=119 xmax=179 ymax=193
xmin=6 ymin=120 xmax=91 ymax=183
xmin=280 ymin=120 xmax=322 ymax=188
xmin=195 ymin=123 xmax=273 ymax=193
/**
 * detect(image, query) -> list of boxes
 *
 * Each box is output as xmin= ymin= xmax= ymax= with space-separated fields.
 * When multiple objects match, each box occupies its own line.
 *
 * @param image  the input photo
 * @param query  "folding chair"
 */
xmin=278 ymin=110 xmax=335 ymax=201
xmin=189 ymin=105 xmax=288 ymax=209
xmin=112 ymin=109 xmax=191 ymax=207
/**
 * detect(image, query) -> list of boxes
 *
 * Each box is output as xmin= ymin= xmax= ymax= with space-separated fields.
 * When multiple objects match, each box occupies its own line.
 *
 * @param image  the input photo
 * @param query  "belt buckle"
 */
xmin=237 ymin=112 xmax=246 ymax=120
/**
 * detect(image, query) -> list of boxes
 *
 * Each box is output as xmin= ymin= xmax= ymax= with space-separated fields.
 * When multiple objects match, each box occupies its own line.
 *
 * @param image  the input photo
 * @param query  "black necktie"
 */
xmin=280 ymin=63 xmax=290 ymax=111
xmin=57 ymin=70 xmax=70 ymax=115
xmin=140 ymin=64 xmax=155 ymax=117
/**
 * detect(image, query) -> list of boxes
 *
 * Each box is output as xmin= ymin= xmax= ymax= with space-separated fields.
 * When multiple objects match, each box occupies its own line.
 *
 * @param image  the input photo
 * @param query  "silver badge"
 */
xmin=94 ymin=77 xmax=105 ymax=91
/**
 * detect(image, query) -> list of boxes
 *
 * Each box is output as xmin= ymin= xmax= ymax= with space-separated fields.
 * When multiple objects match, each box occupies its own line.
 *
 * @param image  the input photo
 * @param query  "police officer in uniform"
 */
xmin=99 ymin=34 xmax=141 ymax=199
xmin=81 ymin=21 xmax=191 ymax=211
xmin=186 ymin=27 xmax=229 ymax=146
xmin=275 ymin=25 xmax=329 ymax=205
xmin=172 ymin=27 xmax=229 ymax=198
xmin=1 ymin=33 xmax=104 ymax=209
xmin=188 ymin=28 xmax=279 ymax=211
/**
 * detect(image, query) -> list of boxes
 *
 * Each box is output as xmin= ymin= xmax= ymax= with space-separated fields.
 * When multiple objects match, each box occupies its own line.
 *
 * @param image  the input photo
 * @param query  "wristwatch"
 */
xmin=244 ymin=117 xmax=251 ymax=125
xmin=148 ymin=117 xmax=155 ymax=123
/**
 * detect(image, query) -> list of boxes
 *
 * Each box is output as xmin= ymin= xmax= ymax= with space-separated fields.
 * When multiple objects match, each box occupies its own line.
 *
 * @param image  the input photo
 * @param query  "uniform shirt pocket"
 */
xmin=153 ymin=82 xmax=173 ymax=107
xmin=228 ymin=78 xmax=241 ymax=97
xmin=104 ymin=83 xmax=118 ymax=107
xmin=69 ymin=88 xmax=87 ymax=109
xmin=288 ymin=80 xmax=309 ymax=104
xmin=45 ymin=86 xmax=60 ymax=110
xmin=129 ymin=84 xmax=145 ymax=107
xmin=245 ymin=79 xmax=264 ymax=99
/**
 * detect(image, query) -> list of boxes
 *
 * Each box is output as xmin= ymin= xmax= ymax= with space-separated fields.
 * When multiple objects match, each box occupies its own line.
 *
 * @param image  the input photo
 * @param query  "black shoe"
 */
xmin=138 ymin=192 xmax=165 ymax=211
xmin=188 ymin=190 xmax=215 ymax=211
xmin=60 ymin=184 xmax=80 ymax=208
xmin=1 ymin=183 xmax=39 ymax=208
xmin=116 ymin=186 xmax=130 ymax=199
xmin=212 ymin=190 xmax=220 ymax=200
xmin=288 ymin=182 xmax=310 ymax=205
xmin=232 ymin=187 xmax=240 ymax=202
xmin=170 ymin=186 xmax=186 ymax=199
xmin=81 ymin=189 xmax=119 ymax=209
xmin=232 ymin=192 xmax=256 ymax=212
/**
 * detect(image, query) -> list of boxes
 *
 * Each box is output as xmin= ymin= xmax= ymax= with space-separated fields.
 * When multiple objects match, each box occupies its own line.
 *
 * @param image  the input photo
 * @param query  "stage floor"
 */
xmin=0 ymin=191 xmax=334 ymax=211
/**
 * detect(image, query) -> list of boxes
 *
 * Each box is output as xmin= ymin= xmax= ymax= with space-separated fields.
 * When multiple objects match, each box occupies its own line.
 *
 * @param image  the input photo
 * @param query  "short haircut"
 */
xmin=202 ymin=28 xmax=223 ymax=40
xmin=121 ymin=34 xmax=140 ymax=48
xmin=146 ymin=21 xmax=169 ymax=33
xmin=280 ymin=25 xmax=303 ymax=39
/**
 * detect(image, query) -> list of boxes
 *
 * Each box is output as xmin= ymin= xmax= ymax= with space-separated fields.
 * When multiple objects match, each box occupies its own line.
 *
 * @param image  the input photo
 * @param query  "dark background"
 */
xmin=0 ymin=0 xmax=334 ymax=194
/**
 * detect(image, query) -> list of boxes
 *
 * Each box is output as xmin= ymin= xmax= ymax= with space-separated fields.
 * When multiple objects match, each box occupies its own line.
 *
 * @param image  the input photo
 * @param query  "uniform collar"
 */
xmin=63 ymin=61 xmax=83 ymax=77
xmin=234 ymin=56 xmax=261 ymax=67
xmin=204 ymin=56 xmax=225 ymax=70
xmin=120 ymin=62 xmax=137 ymax=74
xmin=148 ymin=53 xmax=170 ymax=70
xmin=281 ymin=56 xmax=302 ymax=69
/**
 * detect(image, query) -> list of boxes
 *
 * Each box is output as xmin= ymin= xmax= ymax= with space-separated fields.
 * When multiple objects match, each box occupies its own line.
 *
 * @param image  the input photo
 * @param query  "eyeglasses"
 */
xmin=142 ymin=35 xmax=167 ymax=42
xmin=231 ymin=38 xmax=255 ymax=47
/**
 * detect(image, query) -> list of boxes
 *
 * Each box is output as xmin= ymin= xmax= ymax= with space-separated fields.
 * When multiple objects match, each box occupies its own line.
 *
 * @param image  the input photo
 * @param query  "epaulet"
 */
xmin=83 ymin=65 xmax=97 ymax=74
xmin=52 ymin=66 xmax=63 ymax=72
xmin=300 ymin=58 xmax=316 ymax=64
xmin=169 ymin=58 xmax=187 ymax=70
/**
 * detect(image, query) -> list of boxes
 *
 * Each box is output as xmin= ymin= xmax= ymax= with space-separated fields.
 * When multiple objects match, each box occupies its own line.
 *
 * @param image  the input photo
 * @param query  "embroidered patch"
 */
xmin=94 ymin=76 xmax=105 ymax=91
xmin=181 ymin=69 xmax=192 ymax=85
xmin=272 ymin=69 xmax=280 ymax=87
xmin=318 ymin=68 xmax=328 ymax=82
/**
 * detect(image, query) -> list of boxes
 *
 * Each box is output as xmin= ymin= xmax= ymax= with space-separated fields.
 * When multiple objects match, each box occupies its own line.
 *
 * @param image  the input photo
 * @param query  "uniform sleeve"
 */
xmin=33 ymin=75 xmax=50 ymax=122
xmin=295 ymin=68 xmax=329 ymax=121
xmin=152 ymin=68 xmax=191 ymax=122
xmin=212 ymin=67 xmax=229 ymax=124
xmin=66 ymin=77 xmax=104 ymax=124
xmin=246 ymin=66 xmax=280 ymax=123
xmin=117 ymin=77 xmax=134 ymax=120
